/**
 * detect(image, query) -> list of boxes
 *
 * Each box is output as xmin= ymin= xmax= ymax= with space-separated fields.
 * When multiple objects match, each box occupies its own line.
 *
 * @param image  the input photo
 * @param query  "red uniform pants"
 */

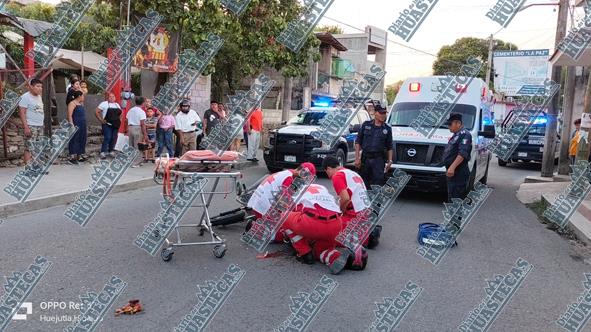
xmin=282 ymin=210 xmax=346 ymax=257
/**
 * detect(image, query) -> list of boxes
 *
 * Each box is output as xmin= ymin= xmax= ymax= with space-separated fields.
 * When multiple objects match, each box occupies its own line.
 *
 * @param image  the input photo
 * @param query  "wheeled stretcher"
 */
xmin=153 ymin=150 xmax=248 ymax=261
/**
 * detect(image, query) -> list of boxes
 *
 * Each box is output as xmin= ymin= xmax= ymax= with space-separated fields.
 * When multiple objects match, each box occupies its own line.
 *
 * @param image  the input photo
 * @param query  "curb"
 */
xmin=541 ymin=192 xmax=591 ymax=245
xmin=0 ymin=178 xmax=157 ymax=218
xmin=0 ymin=160 xmax=260 ymax=218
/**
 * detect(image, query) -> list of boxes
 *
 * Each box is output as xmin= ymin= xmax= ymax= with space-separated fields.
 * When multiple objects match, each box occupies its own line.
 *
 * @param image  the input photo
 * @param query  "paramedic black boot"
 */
xmin=367 ymin=225 xmax=382 ymax=249
xmin=296 ymin=251 xmax=315 ymax=265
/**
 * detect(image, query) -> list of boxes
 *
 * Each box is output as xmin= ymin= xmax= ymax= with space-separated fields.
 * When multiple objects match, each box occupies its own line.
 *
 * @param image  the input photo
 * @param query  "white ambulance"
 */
xmin=386 ymin=76 xmax=496 ymax=192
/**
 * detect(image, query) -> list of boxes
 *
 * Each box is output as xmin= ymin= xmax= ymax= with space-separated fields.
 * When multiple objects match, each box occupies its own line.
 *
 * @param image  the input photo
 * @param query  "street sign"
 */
xmin=493 ymin=49 xmax=550 ymax=96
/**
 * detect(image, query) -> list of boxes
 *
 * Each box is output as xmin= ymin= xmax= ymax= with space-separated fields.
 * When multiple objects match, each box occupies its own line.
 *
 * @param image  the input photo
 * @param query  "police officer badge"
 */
xmin=383 ymin=129 xmax=388 ymax=135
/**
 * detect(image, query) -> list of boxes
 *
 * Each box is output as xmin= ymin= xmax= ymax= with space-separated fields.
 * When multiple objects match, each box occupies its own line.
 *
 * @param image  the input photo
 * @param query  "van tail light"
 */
xmin=482 ymin=87 xmax=487 ymax=97
xmin=409 ymin=82 xmax=421 ymax=92
xmin=455 ymin=84 xmax=467 ymax=93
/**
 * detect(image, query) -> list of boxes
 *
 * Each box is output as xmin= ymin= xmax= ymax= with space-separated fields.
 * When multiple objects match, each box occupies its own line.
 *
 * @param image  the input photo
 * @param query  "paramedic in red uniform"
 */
xmin=323 ymin=155 xmax=382 ymax=249
xmin=323 ymin=156 xmax=371 ymax=222
xmin=282 ymin=182 xmax=369 ymax=273
xmin=246 ymin=162 xmax=316 ymax=219
xmin=281 ymin=184 xmax=346 ymax=270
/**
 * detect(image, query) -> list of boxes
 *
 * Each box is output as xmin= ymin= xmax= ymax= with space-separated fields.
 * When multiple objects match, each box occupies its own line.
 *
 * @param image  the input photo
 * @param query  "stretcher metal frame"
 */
xmin=154 ymin=158 xmax=242 ymax=261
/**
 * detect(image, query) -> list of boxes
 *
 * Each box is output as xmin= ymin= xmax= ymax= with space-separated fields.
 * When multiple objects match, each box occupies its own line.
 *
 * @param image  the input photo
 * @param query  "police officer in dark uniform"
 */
xmin=443 ymin=113 xmax=472 ymax=203
xmin=355 ymin=105 xmax=394 ymax=187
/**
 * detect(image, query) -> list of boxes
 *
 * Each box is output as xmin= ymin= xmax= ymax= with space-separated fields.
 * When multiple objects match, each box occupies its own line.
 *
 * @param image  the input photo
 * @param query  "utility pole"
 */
xmin=485 ymin=34 xmax=494 ymax=88
xmin=541 ymin=0 xmax=569 ymax=177
xmin=282 ymin=76 xmax=293 ymax=122
xmin=559 ymin=66 xmax=576 ymax=174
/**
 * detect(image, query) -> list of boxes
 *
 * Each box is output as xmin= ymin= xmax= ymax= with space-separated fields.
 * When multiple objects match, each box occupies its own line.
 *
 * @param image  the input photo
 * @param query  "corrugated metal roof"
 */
xmin=0 ymin=12 xmax=54 ymax=37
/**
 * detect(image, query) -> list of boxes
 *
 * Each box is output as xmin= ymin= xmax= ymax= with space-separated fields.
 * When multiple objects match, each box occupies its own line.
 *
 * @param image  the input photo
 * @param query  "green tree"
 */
xmin=432 ymin=37 xmax=517 ymax=85
xmin=131 ymin=0 xmax=320 ymax=99
xmin=0 ymin=3 xmax=56 ymax=68
xmin=1 ymin=1 xmax=119 ymax=66
xmin=63 ymin=2 xmax=119 ymax=54
xmin=4 ymin=2 xmax=55 ymax=21
xmin=385 ymin=80 xmax=403 ymax=104
xmin=314 ymin=25 xmax=343 ymax=34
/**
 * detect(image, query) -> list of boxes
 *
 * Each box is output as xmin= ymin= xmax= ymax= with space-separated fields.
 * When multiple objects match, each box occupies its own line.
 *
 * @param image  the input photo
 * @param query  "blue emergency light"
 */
xmin=312 ymin=96 xmax=334 ymax=108
xmin=313 ymin=101 xmax=331 ymax=107
xmin=532 ymin=116 xmax=547 ymax=125
xmin=482 ymin=118 xmax=493 ymax=126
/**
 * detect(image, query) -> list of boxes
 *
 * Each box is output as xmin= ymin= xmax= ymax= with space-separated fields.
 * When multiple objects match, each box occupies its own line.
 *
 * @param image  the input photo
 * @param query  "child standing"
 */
xmin=569 ymin=118 xmax=582 ymax=165
xmin=145 ymin=108 xmax=157 ymax=162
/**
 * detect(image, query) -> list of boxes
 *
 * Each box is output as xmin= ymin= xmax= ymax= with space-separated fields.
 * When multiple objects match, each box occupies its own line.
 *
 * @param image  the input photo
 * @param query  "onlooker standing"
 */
xmin=95 ymin=92 xmax=122 ymax=159
xmin=67 ymin=90 xmax=88 ymax=164
xmin=570 ymin=118 xmax=582 ymax=165
xmin=219 ymin=103 xmax=239 ymax=152
xmin=175 ymin=100 xmax=201 ymax=155
xmin=247 ymin=106 xmax=263 ymax=162
xmin=80 ymin=80 xmax=89 ymax=95
xmin=144 ymin=107 xmax=157 ymax=162
xmin=66 ymin=78 xmax=81 ymax=105
xmin=66 ymin=74 xmax=79 ymax=91
xmin=243 ymin=122 xmax=249 ymax=149
xmin=157 ymin=110 xmax=176 ymax=157
xmin=143 ymin=98 xmax=161 ymax=117
xmin=126 ymin=96 xmax=148 ymax=167
xmin=203 ymin=101 xmax=221 ymax=136
xmin=219 ymin=103 xmax=227 ymax=119
xmin=18 ymin=78 xmax=45 ymax=165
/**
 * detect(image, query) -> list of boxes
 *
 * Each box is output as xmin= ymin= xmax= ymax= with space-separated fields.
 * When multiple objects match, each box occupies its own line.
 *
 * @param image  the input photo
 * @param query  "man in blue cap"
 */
xmin=443 ymin=113 xmax=472 ymax=203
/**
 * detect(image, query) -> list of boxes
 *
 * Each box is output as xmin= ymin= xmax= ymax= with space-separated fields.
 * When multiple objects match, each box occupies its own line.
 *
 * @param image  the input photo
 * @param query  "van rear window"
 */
xmin=388 ymin=102 xmax=477 ymax=130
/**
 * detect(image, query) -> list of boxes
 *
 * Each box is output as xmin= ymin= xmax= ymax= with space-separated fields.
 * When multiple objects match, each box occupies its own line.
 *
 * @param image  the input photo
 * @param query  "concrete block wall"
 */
xmin=188 ymin=75 xmax=212 ymax=119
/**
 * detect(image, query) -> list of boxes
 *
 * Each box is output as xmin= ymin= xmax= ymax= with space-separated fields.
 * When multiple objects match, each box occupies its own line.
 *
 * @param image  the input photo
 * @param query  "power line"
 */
xmin=323 ymin=15 xmax=440 ymax=58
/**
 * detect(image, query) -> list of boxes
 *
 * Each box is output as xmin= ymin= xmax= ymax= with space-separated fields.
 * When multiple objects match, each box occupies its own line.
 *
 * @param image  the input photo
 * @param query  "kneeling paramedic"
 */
xmin=282 ymin=184 xmax=367 ymax=274
xmin=246 ymin=163 xmax=316 ymax=241
xmin=323 ymin=156 xmax=381 ymax=248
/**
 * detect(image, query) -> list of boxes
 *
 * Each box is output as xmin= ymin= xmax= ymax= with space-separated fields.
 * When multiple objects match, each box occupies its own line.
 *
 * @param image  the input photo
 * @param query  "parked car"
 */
xmin=263 ymin=107 xmax=372 ymax=173
xmin=497 ymin=111 xmax=559 ymax=166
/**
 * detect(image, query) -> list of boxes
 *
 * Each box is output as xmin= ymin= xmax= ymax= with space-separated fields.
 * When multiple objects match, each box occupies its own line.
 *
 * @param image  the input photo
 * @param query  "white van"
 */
xmin=386 ymin=76 xmax=496 ymax=192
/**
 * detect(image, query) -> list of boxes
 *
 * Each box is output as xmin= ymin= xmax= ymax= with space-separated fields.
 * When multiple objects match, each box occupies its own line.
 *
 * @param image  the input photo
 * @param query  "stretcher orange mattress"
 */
xmin=155 ymin=150 xmax=240 ymax=198
xmin=179 ymin=150 xmax=239 ymax=161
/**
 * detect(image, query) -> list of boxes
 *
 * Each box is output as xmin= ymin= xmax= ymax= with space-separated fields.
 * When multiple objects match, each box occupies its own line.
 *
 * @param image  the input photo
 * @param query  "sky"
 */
xmin=38 ymin=0 xmax=568 ymax=86
xmin=318 ymin=0 xmax=563 ymax=85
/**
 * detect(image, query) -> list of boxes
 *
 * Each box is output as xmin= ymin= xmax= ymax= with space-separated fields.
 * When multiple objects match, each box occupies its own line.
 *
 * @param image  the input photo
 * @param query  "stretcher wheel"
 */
xmin=213 ymin=244 xmax=226 ymax=258
xmin=161 ymin=248 xmax=174 ymax=262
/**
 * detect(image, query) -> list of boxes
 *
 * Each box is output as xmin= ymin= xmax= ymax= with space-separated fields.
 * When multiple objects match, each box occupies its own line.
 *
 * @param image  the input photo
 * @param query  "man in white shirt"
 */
xmin=126 ymin=96 xmax=148 ymax=167
xmin=175 ymin=100 xmax=201 ymax=155
xmin=18 ymin=78 xmax=45 ymax=165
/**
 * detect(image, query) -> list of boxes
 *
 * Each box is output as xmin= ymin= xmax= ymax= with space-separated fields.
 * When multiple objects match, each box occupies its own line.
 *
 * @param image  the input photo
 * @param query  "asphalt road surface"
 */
xmin=1 ymin=159 xmax=589 ymax=332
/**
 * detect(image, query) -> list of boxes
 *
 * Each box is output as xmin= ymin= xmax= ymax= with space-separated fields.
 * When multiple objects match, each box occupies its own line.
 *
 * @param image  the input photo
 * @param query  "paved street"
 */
xmin=1 ymin=160 xmax=589 ymax=332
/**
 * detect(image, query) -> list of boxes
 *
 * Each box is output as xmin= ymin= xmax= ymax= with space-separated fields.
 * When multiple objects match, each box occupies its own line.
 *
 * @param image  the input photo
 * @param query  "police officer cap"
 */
xmin=446 ymin=113 xmax=462 ymax=124
xmin=375 ymin=105 xmax=387 ymax=113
